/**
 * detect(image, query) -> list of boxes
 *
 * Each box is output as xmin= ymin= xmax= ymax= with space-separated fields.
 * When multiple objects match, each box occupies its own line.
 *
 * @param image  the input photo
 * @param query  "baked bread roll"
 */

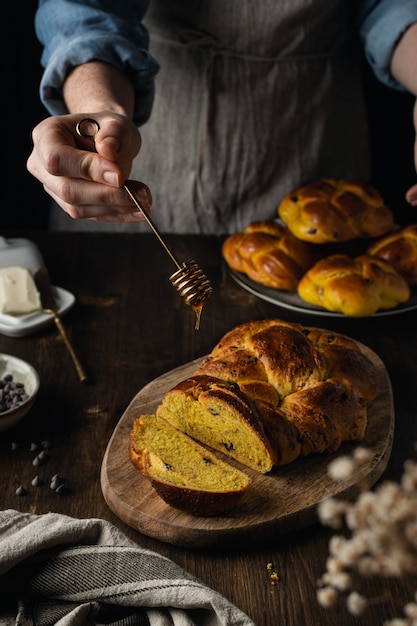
xmin=276 ymin=378 xmax=367 ymax=457
xmin=222 ymin=220 xmax=317 ymax=290
xmin=154 ymin=319 xmax=376 ymax=469
xmin=130 ymin=319 xmax=378 ymax=514
xmin=202 ymin=320 xmax=378 ymax=403
xmin=298 ymin=254 xmax=410 ymax=316
xmin=367 ymin=224 xmax=417 ymax=285
xmin=129 ymin=414 xmax=250 ymax=516
xmin=278 ymin=178 xmax=394 ymax=244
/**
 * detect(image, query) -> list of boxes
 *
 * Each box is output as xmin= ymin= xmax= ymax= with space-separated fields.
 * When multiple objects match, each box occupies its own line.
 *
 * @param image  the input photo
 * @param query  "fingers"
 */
xmin=26 ymin=112 xmax=149 ymax=222
xmin=405 ymin=99 xmax=417 ymax=206
xmin=122 ymin=180 xmax=153 ymax=217
xmin=75 ymin=116 xmax=141 ymax=172
xmin=413 ymin=98 xmax=417 ymax=173
xmin=28 ymin=113 xmax=136 ymax=183
xmin=44 ymin=179 xmax=152 ymax=222
xmin=405 ymin=182 xmax=417 ymax=206
xmin=94 ymin=118 xmax=141 ymax=169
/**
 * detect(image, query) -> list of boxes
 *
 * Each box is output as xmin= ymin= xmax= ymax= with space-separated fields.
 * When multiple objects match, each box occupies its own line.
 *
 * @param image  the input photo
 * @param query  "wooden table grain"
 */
xmin=1 ymin=230 xmax=416 ymax=625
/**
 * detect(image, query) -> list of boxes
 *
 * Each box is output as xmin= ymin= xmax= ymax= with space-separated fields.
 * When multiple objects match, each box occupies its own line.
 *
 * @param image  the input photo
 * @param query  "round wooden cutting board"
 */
xmin=101 ymin=344 xmax=394 ymax=549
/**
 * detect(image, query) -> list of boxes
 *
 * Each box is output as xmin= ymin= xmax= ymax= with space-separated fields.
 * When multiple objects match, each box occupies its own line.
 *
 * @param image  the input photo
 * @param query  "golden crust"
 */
xmin=130 ymin=318 xmax=380 ymax=515
xmin=278 ymin=178 xmax=394 ymax=244
xmin=194 ymin=318 xmax=377 ymax=462
xmin=297 ymin=254 xmax=410 ymax=316
xmin=198 ymin=319 xmax=328 ymax=398
xmin=222 ymin=220 xmax=317 ymax=290
xmin=278 ymin=378 xmax=367 ymax=454
xmin=302 ymin=327 xmax=378 ymax=401
xmin=367 ymin=224 xmax=417 ymax=285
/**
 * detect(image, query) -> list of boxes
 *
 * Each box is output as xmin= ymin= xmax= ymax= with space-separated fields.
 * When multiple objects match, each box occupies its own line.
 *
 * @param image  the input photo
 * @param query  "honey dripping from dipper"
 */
xmin=75 ymin=118 xmax=213 ymax=329
xmin=169 ymin=260 xmax=213 ymax=330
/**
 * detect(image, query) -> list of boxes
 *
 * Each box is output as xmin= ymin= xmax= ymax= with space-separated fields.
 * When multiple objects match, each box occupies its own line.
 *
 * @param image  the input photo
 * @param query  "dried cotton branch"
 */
xmin=317 ymin=451 xmax=417 ymax=625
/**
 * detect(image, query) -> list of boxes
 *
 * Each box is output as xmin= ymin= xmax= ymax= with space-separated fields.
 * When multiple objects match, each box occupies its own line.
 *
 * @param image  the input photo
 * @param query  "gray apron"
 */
xmin=53 ymin=0 xmax=370 ymax=234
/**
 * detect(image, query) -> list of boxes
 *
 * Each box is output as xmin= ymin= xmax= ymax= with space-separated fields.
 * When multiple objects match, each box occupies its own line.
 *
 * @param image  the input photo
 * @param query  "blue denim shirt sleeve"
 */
xmin=35 ymin=0 xmax=159 ymax=125
xmin=35 ymin=0 xmax=416 ymax=123
xmin=358 ymin=0 xmax=417 ymax=90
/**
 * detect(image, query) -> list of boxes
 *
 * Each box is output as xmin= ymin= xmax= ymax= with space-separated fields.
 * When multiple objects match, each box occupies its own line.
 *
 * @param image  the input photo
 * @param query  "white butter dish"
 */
xmin=0 ymin=238 xmax=75 ymax=337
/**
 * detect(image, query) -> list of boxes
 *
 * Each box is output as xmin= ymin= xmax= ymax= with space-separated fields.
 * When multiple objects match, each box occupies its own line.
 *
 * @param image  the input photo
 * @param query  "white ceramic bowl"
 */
xmin=0 ymin=354 xmax=40 ymax=432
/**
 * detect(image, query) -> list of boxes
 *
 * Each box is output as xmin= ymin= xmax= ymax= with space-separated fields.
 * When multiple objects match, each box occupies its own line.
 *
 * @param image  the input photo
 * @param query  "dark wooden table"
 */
xmin=1 ymin=230 xmax=416 ymax=625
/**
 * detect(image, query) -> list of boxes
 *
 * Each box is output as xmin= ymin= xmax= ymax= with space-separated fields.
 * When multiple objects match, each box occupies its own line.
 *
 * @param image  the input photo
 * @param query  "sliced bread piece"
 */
xmin=129 ymin=414 xmax=251 ymax=516
xmin=156 ymin=375 xmax=276 ymax=473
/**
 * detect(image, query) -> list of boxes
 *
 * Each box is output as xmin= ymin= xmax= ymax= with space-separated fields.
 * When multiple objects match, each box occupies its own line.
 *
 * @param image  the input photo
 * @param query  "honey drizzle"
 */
xmin=193 ymin=302 xmax=203 ymax=331
xmin=169 ymin=260 xmax=212 ymax=331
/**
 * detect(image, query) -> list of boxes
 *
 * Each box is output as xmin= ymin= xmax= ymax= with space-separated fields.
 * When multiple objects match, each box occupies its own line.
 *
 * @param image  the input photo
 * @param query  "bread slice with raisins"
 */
xmin=156 ymin=374 xmax=277 ymax=473
xmin=129 ymin=414 xmax=251 ymax=516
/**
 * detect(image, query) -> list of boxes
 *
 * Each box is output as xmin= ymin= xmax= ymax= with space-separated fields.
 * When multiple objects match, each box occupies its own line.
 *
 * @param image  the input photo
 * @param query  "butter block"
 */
xmin=0 ymin=266 xmax=41 ymax=315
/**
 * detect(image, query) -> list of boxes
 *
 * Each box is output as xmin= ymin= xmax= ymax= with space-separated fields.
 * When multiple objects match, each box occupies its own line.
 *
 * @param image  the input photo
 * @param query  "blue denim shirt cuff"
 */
xmin=39 ymin=34 xmax=159 ymax=125
xmin=360 ymin=0 xmax=417 ymax=91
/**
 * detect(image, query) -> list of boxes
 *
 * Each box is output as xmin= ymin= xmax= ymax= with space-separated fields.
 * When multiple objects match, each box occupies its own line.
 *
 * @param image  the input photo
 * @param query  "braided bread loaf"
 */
xmin=222 ymin=220 xmax=317 ymax=290
xmin=278 ymin=178 xmax=394 ymax=244
xmin=367 ymin=224 xmax=417 ymax=285
xmin=151 ymin=319 xmax=377 ymax=475
xmin=297 ymin=254 xmax=410 ymax=316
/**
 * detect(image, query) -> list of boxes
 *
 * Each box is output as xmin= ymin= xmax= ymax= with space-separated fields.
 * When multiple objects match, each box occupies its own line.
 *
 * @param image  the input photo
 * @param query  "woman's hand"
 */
xmin=390 ymin=24 xmax=417 ymax=208
xmin=27 ymin=111 xmax=152 ymax=222
xmin=405 ymin=98 xmax=417 ymax=206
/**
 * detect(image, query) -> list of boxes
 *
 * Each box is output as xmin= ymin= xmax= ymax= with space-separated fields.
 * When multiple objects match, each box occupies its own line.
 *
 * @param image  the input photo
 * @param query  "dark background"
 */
xmin=5 ymin=2 xmax=416 ymax=230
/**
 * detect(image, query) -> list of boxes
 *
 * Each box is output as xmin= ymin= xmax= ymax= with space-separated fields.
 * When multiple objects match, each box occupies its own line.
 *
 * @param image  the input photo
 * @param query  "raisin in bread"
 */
xmin=222 ymin=220 xmax=317 ymax=290
xmin=367 ymin=224 xmax=417 ymax=285
xmin=129 ymin=414 xmax=250 ymax=516
xmin=278 ymin=178 xmax=394 ymax=244
xmin=297 ymin=253 xmax=410 ymax=316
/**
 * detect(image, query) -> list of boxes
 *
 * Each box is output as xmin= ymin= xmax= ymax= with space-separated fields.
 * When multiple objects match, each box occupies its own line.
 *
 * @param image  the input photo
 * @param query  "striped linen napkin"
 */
xmin=0 ymin=509 xmax=254 ymax=626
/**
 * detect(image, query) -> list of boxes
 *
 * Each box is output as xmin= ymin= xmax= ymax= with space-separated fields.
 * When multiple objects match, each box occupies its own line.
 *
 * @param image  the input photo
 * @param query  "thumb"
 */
xmin=95 ymin=117 xmax=141 ymax=173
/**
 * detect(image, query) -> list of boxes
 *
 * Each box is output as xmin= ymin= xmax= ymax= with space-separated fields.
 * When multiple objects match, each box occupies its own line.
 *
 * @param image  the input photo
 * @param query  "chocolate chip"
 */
xmin=31 ymin=475 xmax=43 ymax=487
xmin=55 ymin=483 xmax=68 ymax=495
xmin=0 ymin=374 xmax=29 ymax=412
xmin=51 ymin=473 xmax=64 ymax=484
xmin=15 ymin=485 xmax=27 ymax=496
xmin=50 ymin=474 xmax=64 ymax=490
